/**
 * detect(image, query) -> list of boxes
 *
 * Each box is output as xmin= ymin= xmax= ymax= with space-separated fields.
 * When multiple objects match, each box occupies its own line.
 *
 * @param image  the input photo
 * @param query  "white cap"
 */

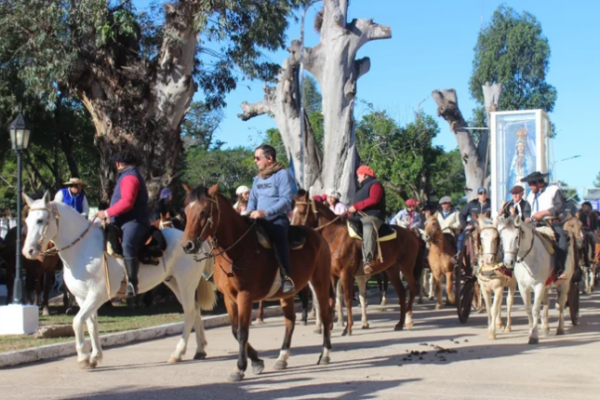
xmin=236 ymin=185 xmax=250 ymax=195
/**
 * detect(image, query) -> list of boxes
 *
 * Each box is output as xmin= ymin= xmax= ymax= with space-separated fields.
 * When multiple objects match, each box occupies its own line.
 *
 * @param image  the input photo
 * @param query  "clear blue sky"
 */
xmin=137 ymin=0 xmax=599 ymax=195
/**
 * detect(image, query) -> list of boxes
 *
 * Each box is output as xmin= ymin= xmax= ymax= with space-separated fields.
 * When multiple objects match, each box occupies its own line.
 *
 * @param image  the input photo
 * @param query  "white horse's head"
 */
xmin=477 ymin=216 xmax=499 ymax=265
xmin=22 ymin=191 xmax=55 ymax=259
xmin=498 ymin=214 xmax=534 ymax=267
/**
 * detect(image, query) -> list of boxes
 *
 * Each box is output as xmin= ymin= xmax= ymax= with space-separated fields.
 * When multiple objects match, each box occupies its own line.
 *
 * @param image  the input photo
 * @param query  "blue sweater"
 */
xmin=246 ymin=168 xmax=294 ymax=220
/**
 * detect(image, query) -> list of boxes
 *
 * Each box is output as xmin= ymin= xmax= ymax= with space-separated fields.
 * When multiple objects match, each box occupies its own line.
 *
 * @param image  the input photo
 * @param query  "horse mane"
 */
xmin=186 ymin=185 xmax=211 ymax=204
xmin=312 ymin=199 xmax=339 ymax=221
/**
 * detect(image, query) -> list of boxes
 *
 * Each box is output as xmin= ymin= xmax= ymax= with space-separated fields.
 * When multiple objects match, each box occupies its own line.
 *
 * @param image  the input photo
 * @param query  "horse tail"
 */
xmin=413 ymin=238 xmax=426 ymax=282
xmin=196 ymin=276 xmax=217 ymax=311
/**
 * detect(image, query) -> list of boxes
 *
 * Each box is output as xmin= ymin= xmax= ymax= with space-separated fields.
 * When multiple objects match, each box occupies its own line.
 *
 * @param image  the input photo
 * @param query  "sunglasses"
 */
xmin=254 ymin=156 xmax=263 ymax=161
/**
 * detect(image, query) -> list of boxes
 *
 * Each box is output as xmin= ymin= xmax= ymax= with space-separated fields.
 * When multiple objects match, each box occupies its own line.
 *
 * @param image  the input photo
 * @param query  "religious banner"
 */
xmin=490 ymin=110 xmax=553 ymax=215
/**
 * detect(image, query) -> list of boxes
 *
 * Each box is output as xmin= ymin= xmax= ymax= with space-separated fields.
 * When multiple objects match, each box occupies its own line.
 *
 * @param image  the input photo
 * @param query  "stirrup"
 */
xmin=125 ymin=283 xmax=138 ymax=298
xmin=282 ymin=276 xmax=295 ymax=293
xmin=555 ymin=272 xmax=568 ymax=282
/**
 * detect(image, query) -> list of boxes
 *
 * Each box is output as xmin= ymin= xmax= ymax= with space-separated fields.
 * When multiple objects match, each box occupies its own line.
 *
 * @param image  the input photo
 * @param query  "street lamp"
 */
xmin=552 ymin=155 xmax=581 ymax=184
xmin=9 ymin=110 xmax=31 ymax=305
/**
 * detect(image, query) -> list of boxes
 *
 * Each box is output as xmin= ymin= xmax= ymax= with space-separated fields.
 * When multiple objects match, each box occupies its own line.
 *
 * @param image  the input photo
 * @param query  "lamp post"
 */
xmin=552 ymin=155 xmax=581 ymax=184
xmin=9 ymin=111 xmax=31 ymax=305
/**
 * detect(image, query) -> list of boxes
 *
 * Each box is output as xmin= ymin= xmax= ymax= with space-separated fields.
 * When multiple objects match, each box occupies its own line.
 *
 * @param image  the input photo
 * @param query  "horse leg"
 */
xmin=491 ymin=284 xmax=504 ymax=339
xmin=481 ymin=282 xmax=494 ymax=339
xmin=428 ymin=272 xmax=435 ymax=300
xmin=273 ymin=297 xmax=296 ymax=371
xmin=505 ymin=279 xmax=517 ymax=333
xmin=42 ymin=269 xmax=52 ymax=316
xmin=418 ymin=270 xmax=425 ymax=304
xmin=311 ymin=275 xmax=332 ymax=366
xmin=341 ymin=270 xmax=354 ymax=336
xmin=334 ymin=278 xmax=344 ymax=330
xmin=541 ymin=288 xmax=550 ymax=335
xmin=164 ymin=279 xmax=197 ymax=363
xmin=529 ymin=283 xmax=545 ymax=344
xmin=386 ymin=266 xmax=407 ymax=331
xmin=73 ymin=294 xmax=105 ymax=369
xmin=309 ymin=282 xmax=322 ymax=333
xmin=445 ymin=271 xmax=456 ymax=305
xmin=355 ymin=275 xmax=369 ymax=329
xmin=255 ymin=301 xmax=265 ymax=325
xmin=375 ymin=273 xmax=383 ymax=303
xmin=299 ymin=285 xmax=309 ymax=326
xmin=229 ymin=292 xmax=253 ymax=382
xmin=556 ymin=282 xmax=569 ymax=336
xmin=519 ymin=285 xmax=533 ymax=330
xmin=84 ymin=312 xmax=102 ymax=368
xmin=433 ymin=269 xmax=443 ymax=310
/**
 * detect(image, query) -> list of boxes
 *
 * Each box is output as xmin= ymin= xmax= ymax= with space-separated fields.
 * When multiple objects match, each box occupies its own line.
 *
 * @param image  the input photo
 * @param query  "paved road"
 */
xmin=2 ymin=290 xmax=600 ymax=400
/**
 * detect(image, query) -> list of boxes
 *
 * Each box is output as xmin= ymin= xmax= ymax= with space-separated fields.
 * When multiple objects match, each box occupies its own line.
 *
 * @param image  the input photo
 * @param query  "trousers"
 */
xmin=263 ymin=215 xmax=291 ymax=276
xmin=360 ymin=216 xmax=383 ymax=265
xmin=121 ymin=221 xmax=150 ymax=258
xmin=552 ymin=222 xmax=568 ymax=275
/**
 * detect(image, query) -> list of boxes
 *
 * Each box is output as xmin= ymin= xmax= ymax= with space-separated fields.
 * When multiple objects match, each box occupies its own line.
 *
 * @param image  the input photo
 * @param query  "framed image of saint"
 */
xmin=490 ymin=110 xmax=553 ymax=216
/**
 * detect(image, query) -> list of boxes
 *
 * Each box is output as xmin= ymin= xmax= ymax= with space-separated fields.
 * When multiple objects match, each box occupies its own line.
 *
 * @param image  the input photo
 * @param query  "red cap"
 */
xmin=356 ymin=165 xmax=375 ymax=178
xmin=406 ymin=199 xmax=418 ymax=207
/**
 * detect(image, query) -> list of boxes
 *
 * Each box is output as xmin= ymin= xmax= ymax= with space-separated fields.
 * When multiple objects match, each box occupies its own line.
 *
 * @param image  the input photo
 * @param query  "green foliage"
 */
xmin=559 ymin=181 xmax=581 ymax=203
xmin=356 ymin=110 xmax=465 ymax=214
xmin=181 ymin=101 xmax=224 ymax=150
xmin=303 ymin=74 xmax=321 ymax=114
xmin=593 ymin=172 xmax=600 ymax=188
xmin=470 ymin=5 xmax=557 ymax=113
xmin=263 ymin=128 xmax=288 ymax=166
xmin=184 ymin=146 xmax=256 ymax=202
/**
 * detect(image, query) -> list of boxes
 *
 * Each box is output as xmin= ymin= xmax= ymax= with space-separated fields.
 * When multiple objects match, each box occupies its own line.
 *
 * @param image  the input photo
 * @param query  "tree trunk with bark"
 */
xmin=432 ymin=84 xmax=501 ymax=202
xmin=239 ymin=54 xmax=324 ymax=194
xmin=72 ymin=2 xmax=198 ymax=203
xmin=288 ymin=0 xmax=391 ymax=204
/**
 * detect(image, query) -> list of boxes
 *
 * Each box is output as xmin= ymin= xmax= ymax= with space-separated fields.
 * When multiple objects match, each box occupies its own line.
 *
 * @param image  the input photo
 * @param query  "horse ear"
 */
xmin=509 ymin=206 xmax=517 ymax=216
xmin=182 ymin=183 xmax=192 ymax=194
xmin=42 ymin=191 xmax=51 ymax=205
xmin=208 ymin=183 xmax=219 ymax=197
xmin=472 ymin=212 xmax=479 ymax=221
xmin=484 ymin=210 xmax=491 ymax=219
xmin=431 ymin=211 xmax=438 ymax=220
xmin=514 ymin=215 xmax=522 ymax=226
xmin=22 ymin=193 xmax=34 ymax=207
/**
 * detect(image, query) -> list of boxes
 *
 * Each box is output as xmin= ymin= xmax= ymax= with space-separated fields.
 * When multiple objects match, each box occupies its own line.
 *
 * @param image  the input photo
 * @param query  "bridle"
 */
xmin=28 ymin=202 xmax=94 ymax=256
xmin=294 ymin=198 xmax=343 ymax=231
xmin=502 ymin=224 xmax=535 ymax=264
xmin=477 ymin=226 xmax=500 ymax=259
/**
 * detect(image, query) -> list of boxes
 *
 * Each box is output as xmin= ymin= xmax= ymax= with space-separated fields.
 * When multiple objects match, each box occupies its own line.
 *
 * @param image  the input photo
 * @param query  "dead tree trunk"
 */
xmin=73 ymin=2 xmax=198 ymax=202
xmin=289 ymin=0 xmax=391 ymax=203
xmin=239 ymin=55 xmax=324 ymax=194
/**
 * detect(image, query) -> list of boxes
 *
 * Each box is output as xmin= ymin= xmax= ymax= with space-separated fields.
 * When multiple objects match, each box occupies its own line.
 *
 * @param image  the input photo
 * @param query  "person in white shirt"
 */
xmin=54 ymin=178 xmax=89 ymax=218
xmin=436 ymin=196 xmax=460 ymax=235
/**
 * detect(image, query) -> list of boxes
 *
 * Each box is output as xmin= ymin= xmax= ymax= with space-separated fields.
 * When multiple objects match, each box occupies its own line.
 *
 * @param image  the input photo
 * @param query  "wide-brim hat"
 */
xmin=520 ymin=171 xmax=549 ymax=183
xmin=64 ymin=178 xmax=85 ymax=186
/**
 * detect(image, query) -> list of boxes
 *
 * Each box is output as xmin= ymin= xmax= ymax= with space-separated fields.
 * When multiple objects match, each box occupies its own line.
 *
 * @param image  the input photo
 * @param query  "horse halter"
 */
xmin=28 ymin=203 xmax=61 ymax=252
xmin=503 ymin=224 xmax=534 ymax=264
xmin=294 ymin=198 xmax=319 ymax=227
xmin=477 ymin=226 xmax=500 ymax=258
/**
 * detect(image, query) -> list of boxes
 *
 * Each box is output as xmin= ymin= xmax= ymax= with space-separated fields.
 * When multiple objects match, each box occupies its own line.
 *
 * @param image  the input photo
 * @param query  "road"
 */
xmin=1 ymin=290 xmax=600 ymax=400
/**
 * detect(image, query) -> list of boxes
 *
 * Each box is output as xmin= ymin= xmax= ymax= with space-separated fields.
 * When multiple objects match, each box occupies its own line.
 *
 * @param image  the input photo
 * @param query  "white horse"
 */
xmin=22 ymin=193 xmax=216 ymax=369
xmin=498 ymin=215 xmax=575 ymax=344
xmin=476 ymin=216 xmax=517 ymax=340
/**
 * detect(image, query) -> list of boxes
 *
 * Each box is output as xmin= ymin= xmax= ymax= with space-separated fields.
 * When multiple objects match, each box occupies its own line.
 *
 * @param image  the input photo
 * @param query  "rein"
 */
xmin=29 ymin=203 xmax=95 ymax=256
xmin=509 ymin=226 xmax=535 ymax=264
xmin=295 ymin=199 xmax=344 ymax=231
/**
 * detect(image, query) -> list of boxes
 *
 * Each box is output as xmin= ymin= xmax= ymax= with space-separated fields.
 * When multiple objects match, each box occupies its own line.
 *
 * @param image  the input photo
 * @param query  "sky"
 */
xmin=136 ymin=0 xmax=600 ymax=197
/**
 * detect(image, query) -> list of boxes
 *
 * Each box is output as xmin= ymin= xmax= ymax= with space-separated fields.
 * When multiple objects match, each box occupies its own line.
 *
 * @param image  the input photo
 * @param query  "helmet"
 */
xmin=236 ymin=185 xmax=250 ymax=195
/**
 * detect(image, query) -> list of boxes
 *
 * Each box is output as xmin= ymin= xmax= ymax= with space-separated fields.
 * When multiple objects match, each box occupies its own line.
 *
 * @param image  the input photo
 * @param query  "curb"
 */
xmin=0 ymin=303 xmax=300 ymax=369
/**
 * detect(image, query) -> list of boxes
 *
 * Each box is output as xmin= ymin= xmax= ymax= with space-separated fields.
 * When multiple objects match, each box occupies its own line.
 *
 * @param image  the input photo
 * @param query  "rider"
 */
xmin=246 ymin=144 xmax=295 ymax=294
xmin=500 ymin=185 xmax=531 ymax=220
xmin=453 ymin=187 xmax=491 ymax=264
xmin=155 ymin=187 xmax=177 ymax=221
xmin=54 ymin=177 xmax=90 ymax=219
xmin=348 ymin=165 xmax=386 ymax=275
xmin=579 ymin=201 xmax=597 ymax=254
xmin=391 ymin=199 xmax=422 ymax=229
xmin=326 ymin=190 xmax=349 ymax=215
xmin=437 ymin=196 xmax=461 ymax=234
xmin=521 ymin=171 xmax=568 ymax=281
xmin=234 ymin=185 xmax=251 ymax=215
xmin=96 ymin=151 xmax=150 ymax=298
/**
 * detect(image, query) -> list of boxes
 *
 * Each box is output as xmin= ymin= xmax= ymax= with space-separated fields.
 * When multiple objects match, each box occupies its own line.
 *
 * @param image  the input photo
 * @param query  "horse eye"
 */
xmin=37 ymin=219 xmax=43 ymax=225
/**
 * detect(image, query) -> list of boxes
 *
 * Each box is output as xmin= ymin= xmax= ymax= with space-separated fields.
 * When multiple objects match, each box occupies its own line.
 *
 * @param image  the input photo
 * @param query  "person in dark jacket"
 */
xmin=500 ymin=185 xmax=531 ymax=220
xmin=348 ymin=165 xmax=386 ymax=275
xmin=155 ymin=187 xmax=177 ymax=221
xmin=96 ymin=151 xmax=150 ymax=298
xmin=579 ymin=201 xmax=597 ymax=249
xmin=454 ymin=187 xmax=491 ymax=263
xmin=246 ymin=144 xmax=295 ymax=294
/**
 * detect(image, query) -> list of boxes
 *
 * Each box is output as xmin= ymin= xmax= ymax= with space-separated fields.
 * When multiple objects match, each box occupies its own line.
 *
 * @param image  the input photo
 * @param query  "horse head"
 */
xmin=423 ymin=212 xmax=441 ymax=242
xmin=291 ymin=190 xmax=318 ymax=228
xmin=22 ymin=191 xmax=55 ymax=260
xmin=476 ymin=215 xmax=499 ymax=265
xmin=497 ymin=214 xmax=532 ymax=268
xmin=181 ymin=183 xmax=220 ymax=254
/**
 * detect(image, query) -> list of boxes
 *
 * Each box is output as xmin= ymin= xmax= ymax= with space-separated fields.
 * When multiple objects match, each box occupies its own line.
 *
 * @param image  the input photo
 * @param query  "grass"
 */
xmin=0 ymin=300 xmax=226 ymax=354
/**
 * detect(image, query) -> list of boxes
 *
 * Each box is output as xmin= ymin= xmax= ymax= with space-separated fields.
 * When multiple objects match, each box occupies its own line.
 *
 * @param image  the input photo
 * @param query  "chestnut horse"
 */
xmin=423 ymin=213 xmax=457 ymax=309
xmin=291 ymin=193 xmax=424 ymax=334
xmin=182 ymin=184 xmax=333 ymax=382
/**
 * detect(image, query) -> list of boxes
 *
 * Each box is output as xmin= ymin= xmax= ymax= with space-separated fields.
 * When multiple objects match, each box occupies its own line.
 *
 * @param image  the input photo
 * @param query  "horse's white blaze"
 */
xmin=22 ymin=198 xmax=215 ymax=367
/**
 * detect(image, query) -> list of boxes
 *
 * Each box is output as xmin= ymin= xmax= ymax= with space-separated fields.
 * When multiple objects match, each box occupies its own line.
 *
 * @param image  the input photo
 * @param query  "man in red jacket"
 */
xmin=348 ymin=165 xmax=386 ymax=275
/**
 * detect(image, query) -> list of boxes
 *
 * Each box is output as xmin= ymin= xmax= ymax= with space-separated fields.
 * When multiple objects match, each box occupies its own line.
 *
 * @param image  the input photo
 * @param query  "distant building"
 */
xmin=584 ymin=188 xmax=600 ymax=211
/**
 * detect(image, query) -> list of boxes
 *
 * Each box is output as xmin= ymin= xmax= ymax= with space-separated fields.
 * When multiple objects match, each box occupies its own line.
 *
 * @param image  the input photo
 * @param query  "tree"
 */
xmin=0 ymin=0 xmax=306 ymax=201
xmin=303 ymin=74 xmax=322 ymax=114
xmin=559 ymin=181 xmax=580 ymax=204
xmin=470 ymin=5 xmax=557 ymax=126
xmin=593 ymin=172 xmax=600 ymax=188
xmin=181 ymin=101 xmax=224 ymax=151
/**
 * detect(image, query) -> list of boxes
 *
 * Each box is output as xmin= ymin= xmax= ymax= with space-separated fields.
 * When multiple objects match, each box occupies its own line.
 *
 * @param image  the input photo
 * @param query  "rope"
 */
xmin=357 ymin=211 xmax=384 ymax=264
xmin=314 ymin=214 xmax=344 ymax=231
xmin=103 ymin=251 xmax=111 ymax=299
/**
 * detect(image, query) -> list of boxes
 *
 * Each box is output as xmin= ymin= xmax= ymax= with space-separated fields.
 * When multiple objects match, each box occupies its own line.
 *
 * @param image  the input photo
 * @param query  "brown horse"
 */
xmin=423 ymin=213 xmax=457 ymax=309
xmin=291 ymin=193 xmax=424 ymax=334
xmin=182 ymin=184 xmax=333 ymax=382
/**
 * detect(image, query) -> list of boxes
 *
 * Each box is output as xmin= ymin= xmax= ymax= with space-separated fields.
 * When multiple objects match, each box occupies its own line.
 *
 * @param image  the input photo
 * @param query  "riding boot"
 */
xmin=124 ymin=257 xmax=140 ymax=298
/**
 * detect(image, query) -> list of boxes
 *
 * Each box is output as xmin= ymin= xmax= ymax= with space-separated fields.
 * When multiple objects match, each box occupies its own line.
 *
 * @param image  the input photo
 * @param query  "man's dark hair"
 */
xmin=582 ymin=201 xmax=592 ymax=209
xmin=256 ymin=144 xmax=277 ymax=161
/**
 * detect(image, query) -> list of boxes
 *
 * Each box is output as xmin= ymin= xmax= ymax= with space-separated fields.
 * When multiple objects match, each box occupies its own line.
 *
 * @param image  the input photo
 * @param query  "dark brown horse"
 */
xmin=182 ymin=184 xmax=333 ymax=382
xmin=291 ymin=193 xmax=425 ymax=334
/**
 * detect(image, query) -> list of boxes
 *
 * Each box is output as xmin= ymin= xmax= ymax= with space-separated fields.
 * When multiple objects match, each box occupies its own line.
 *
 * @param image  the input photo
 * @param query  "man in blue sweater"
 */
xmin=246 ymin=144 xmax=295 ymax=294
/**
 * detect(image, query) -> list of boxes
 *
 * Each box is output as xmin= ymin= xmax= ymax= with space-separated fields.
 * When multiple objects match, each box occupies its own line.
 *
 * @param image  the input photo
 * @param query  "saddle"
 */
xmin=104 ymin=224 xmax=167 ymax=265
xmin=534 ymin=226 xmax=556 ymax=256
xmin=347 ymin=219 xmax=397 ymax=242
xmin=252 ymin=219 xmax=307 ymax=251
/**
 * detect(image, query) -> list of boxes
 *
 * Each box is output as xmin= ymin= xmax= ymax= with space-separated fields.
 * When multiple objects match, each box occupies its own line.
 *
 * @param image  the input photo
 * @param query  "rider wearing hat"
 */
xmin=437 ymin=196 xmax=461 ymax=234
xmin=246 ymin=144 xmax=295 ymax=294
xmin=348 ymin=165 xmax=386 ymax=275
xmin=155 ymin=187 xmax=177 ymax=221
xmin=391 ymin=199 xmax=422 ymax=229
xmin=54 ymin=178 xmax=90 ymax=218
xmin=326 ymin=190 xmax=349 ymax=215
xmin=96 ymin=150 xmax=150 ymax=298
xmin=234 ymin=185 xmax=251 ymax=215
xmin=521 ymin=171 xmax=568 ymax=281
xmin=454 ymin=187 xmax=491 ymax=264
xmin=501 ymin=185 xmax=531 ymax=220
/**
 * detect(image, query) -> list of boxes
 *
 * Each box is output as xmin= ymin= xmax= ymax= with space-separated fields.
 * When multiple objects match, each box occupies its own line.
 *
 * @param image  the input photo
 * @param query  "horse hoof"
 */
xmin=528 ymin=337 xmax=539 ymax=345
xmin=488 ymin=333 xmax=496 ymax=340
xmin=254 ymin=319 xmax=265 ymax=325
xmin=435 ymin=305 xmax=442 ymax=310
xmin=318 ymin=356 xmax=330 ymax=366
xmin=302 ymin=320 xmax=308 ymax=326
xmin=193 ymin=352 xmax=207 ymax=360
xmin=78 ymin=359 xmax=90 ymax=369
xmin=417 ymin=299 xmax=424 ymax=304
xmin=504 ymin=326 xmax=512 ymax=333
xmin=252 ymin=360 xmax=265 ymax=375
xmin=341 ymin=327 xmax=348 ymax=336
xmin=167 ymin=356 xmax=181 ymax=364
xmin=405 ymin=322 xmax=414 ymax=330
xmin=556 ymin=328 xmax=565 ymax=336
xmin=273 ymin=360 xmax=288 ymax=371
xmin=361 ymin=324 xmax=370 ymax=330
xmin=42 ymin=307 xmax=50 ymax=317
xmin=228 ymin=371 xmax=244 ymax=382
xmin=394 ymin=323 xmax=404 ymax=331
